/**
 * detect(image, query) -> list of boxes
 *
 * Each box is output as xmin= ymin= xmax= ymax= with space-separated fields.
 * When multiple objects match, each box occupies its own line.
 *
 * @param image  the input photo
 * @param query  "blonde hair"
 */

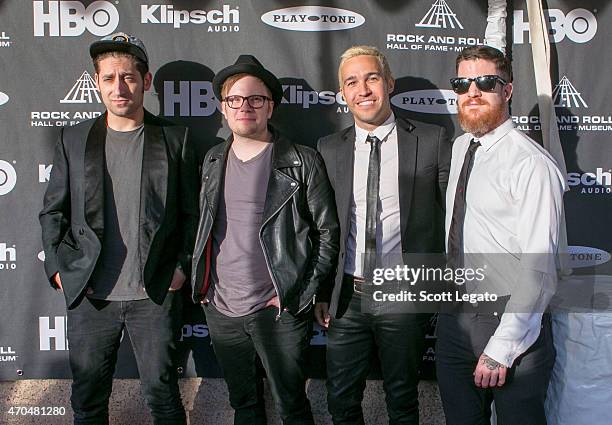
xmin=338 ymin=45 xmax=394 ymax=89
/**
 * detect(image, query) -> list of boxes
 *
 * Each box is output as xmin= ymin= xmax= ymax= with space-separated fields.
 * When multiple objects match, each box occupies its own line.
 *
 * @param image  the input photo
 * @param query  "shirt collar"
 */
xmin=355 ymin=112 xmax=396 ymax=144
xmin=472 ymin=118 xmax=514 ymax=151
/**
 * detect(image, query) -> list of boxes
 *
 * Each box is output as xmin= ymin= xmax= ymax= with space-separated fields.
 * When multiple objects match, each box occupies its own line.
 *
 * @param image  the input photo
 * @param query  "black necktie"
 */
xmin=364 ymin=135 xmax=381 ymax=280
xmin=447 ymin=139 xmax=481 ymax=269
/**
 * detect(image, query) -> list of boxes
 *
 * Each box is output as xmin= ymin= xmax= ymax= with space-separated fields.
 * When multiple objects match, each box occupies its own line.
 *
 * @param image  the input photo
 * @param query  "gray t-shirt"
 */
xmin=210 ymin=143 xmax=276 ymax=317
xmin=89 ymin=125 xmax=147 ymax=301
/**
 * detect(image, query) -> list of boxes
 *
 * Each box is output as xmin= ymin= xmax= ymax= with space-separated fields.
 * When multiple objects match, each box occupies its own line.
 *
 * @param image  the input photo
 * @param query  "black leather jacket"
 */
xmin=190 ymin=129 xmax=339 ymax=316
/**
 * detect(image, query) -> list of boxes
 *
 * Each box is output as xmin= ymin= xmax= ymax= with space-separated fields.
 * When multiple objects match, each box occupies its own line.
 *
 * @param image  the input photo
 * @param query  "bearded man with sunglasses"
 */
xmin=191 ymin=55 xmax=339 ymax=425
xmin=436 ymin=45 xmax=565 ymax=425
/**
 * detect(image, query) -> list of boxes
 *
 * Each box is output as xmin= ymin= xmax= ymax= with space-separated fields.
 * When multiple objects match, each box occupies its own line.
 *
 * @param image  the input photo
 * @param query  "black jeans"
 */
xmin=204 ymin=303 xmax=314 ymax=425
xmin=66 ymin=293 xmax=185 ymax=425
xmin=326 ymin=284 xmax=429 ymax=425
xmin=436 ymin=313 xmax=555 ymax=425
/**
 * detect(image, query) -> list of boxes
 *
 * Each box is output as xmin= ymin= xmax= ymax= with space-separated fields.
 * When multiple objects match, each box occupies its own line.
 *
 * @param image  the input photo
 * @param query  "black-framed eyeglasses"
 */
xmin=450 ymin=75 xmax=508 ymax=94
xmin=223 ymin=95 xmax=272 ymax=109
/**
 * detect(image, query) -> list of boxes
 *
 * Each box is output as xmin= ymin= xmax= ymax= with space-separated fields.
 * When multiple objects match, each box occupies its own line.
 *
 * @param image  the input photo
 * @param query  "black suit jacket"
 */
xmin=317 ymin=117 xmax=451 ymax=317
xmin=39 ymin=110 xmax=199 ymax=309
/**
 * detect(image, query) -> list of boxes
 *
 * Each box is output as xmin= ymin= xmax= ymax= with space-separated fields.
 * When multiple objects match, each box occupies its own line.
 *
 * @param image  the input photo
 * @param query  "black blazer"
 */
xmin=317 ymin=117 xmax=451 ymax=317
xmin=39 ymin=110 xmax=199 ymax=309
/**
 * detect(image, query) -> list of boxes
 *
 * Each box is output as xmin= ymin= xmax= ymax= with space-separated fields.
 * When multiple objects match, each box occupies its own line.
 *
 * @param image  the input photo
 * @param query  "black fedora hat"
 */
xmin=213 ymin=55 xmax=283 ymax=107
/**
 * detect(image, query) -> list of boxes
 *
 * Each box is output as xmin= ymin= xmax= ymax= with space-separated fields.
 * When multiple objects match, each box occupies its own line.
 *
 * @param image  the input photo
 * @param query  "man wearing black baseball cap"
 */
xmin=191 ymin=55 xmax=339 ymax=425
xmin=40 ymin=32 xmax=198 ymax=424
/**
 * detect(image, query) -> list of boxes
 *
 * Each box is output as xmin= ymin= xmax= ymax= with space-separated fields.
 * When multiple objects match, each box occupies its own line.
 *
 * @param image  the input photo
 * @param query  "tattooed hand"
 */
xmin=473 ymin=354 xmax=507 ymax=388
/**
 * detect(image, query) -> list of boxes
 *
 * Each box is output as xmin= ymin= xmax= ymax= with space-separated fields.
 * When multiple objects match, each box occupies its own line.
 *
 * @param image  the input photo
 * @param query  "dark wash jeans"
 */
xmin=326 ymin=282 xmax=429 ymax=425
xmin=203 ymin=303 xmax=315 ymax=425
xmin=66 ymin=292 xmax=185 ymax=425
xmin=436 ymin=312 xmax=555 ymax=425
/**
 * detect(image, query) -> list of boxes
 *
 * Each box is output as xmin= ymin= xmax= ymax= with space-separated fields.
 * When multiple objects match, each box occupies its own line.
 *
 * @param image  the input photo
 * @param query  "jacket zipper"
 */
xmin=259 ymin=179 xmax=300 ymax=321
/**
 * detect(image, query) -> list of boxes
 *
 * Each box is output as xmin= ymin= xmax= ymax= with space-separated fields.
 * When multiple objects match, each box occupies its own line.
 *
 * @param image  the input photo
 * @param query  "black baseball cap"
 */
xmin=90 ymin=32 xmax=148 ymax=64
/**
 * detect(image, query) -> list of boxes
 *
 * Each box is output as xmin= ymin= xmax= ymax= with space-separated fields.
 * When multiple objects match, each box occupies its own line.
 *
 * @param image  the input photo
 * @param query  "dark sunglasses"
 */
xmin=450 ymin=75 xmax=508 ymax=94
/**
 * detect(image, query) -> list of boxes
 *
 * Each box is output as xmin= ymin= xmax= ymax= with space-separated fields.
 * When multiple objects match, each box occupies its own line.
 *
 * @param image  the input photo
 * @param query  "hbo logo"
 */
xmin=33 ymin=1 xmax=119 ymax=37
xmin=514 ymin=8 xmax=597 ymax=44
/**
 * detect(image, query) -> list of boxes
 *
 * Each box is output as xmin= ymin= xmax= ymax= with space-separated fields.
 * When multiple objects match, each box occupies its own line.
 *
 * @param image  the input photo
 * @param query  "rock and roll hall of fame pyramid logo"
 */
xmin=553 ymin=76 xmax=588 ymax=109
xmin=60 ymin=71 xmax=101 ymax=104
xmin=416 ymin=0 xmax=464 ymax=30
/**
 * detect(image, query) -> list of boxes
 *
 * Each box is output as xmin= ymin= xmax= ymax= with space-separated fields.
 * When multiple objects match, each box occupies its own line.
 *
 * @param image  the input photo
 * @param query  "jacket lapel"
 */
xmin=139 ymin=111 xmax=168 ymax=256
xmin=396 ymin=118 xmax=417 ymax=245
xmin=336 ymin=127 xmax=355 ymax=239
xmin=83 ymin=113 xmax=107 ymax=241
xmin=204 ymin=139 xmax=231 ymax=218
xmin=262 ymin=134 xmax=300 ymax=225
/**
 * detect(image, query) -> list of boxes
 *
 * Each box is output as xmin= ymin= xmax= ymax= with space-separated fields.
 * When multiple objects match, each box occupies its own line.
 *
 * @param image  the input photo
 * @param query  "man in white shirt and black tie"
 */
xmin=436 ymin=45 xmax=566 ymax=425
xmin=316 ymin=45 xmax=451 ymax=425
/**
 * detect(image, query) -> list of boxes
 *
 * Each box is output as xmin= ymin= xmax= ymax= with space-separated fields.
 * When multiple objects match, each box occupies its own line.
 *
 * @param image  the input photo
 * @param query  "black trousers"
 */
xmin=326 ymin=281 xmax=429 ymax=425
xmin=66 ymin=293 xmax=185 ymax=425
xmin=436 ymin=312 xmax=555 ymax=425
xmin=203 ymin=303 xmax=315 ymax=425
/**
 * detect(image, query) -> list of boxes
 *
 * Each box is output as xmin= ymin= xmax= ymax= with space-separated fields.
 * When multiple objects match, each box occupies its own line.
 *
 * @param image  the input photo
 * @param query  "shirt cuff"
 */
xmin=483 ymin=338 xmax=515 ymax=368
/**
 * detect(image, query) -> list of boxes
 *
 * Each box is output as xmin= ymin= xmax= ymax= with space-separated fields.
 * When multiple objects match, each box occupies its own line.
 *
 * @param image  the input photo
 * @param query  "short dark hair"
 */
xmin=456 ymin=45 xmax=512 ymax=82
xmin=93 ymin=51 xmax=149 ymax=79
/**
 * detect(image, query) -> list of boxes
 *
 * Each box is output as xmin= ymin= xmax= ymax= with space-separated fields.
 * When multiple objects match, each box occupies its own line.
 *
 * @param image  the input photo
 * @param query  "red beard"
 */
xmin=458 ymin=99 xmax=506 ymax=137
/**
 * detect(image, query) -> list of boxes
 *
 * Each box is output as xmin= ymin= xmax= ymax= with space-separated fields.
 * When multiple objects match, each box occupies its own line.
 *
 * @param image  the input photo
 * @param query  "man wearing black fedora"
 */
xmin=190 ymin=55 xmax=339 ymax=425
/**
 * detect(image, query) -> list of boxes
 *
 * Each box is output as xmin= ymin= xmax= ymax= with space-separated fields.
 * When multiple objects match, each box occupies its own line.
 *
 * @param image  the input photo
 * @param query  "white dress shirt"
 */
xmin=344 ymin=113 xmax=403 ymax=277
xmin=445 ymin=118 xmax=566 ymax=367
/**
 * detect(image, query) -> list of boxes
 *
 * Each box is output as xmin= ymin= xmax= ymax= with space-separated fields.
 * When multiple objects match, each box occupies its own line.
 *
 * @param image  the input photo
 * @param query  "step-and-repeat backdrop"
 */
xmin=0 ymin=0 xmax=610 ymax=381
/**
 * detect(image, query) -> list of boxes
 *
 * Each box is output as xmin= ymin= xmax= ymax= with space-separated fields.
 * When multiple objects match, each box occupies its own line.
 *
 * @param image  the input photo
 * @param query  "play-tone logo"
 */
xmin=567 ymin=246 xmax=611 ymax=268
xmin=391 ymin=89 xmax=457 ymax=114
xmin=261 ymin=6 xmax=364 ymax=31
xmin=416 ymin=0 xmax=463 ymax=29
xmin=514 ymin=8 xmax=597 ymax=44
xmin=61 ymin=71 xmax=101 ymax=104
xmin=33 ymin=1 xmax=119 ymax=37
xmin=553 ymin=76 xmax=587 ymax=108
xmin=0 ymin=160 xmax=17 ymax=196
xmin=0 ymin=91 xmax=8 ymax=106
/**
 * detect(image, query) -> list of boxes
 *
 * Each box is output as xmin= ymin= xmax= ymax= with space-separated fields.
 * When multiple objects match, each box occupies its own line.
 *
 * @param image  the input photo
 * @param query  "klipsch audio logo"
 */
xmin=567 ymin=168 xmax=611 ymax=195
xmin=141 ymin=5 xmax=239 ymax=32
xmin=39 ymin=164 xmax=53 ymax=183
xmin=33 ymin=1 xmax=119 ymax=37
xmin=416 ymin=0 xmax=463 ymax=29
xmin=514 ymin=8 xmax=597 ymax=44
xmin=0 ymin=243 xmax=17 ymax=270
xmin=61 ymin=71 xmax=101 ymax=104
xmin=261 ymin=6 xmax=364 ymax=31
xmin=391 ymin=89 xmax=457 ymax=114
xmin=0 ymin=160 xmax=17 ymax=196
